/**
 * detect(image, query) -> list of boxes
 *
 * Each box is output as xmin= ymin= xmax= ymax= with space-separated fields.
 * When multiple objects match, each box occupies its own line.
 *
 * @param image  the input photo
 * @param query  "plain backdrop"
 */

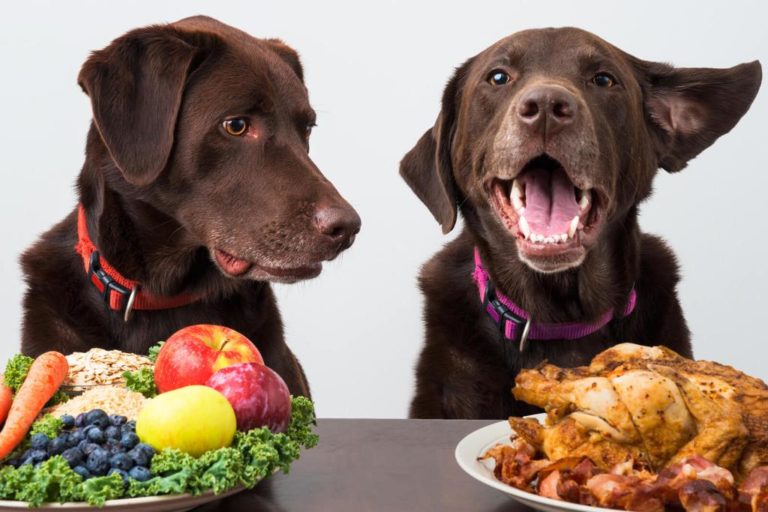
xmin=1 ymin=0 xmax=766 ymax=418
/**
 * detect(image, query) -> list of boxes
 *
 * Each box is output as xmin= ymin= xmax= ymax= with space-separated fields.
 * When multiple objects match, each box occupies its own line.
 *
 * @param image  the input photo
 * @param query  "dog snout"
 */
xmin=516 ymin=85 xmax=578 ymax=138
xmin=313 ymin=205 xmax=361 ymax=247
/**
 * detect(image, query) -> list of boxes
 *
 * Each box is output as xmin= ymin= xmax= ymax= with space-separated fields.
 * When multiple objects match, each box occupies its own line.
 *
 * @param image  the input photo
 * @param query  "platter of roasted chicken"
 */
xmin=455 ymin=343 xmax=768 ymax=511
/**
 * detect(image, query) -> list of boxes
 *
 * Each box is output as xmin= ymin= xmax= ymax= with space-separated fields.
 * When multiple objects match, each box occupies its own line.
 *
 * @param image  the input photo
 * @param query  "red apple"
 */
xmin=205 ymin=363 xmax=291 ymax=433
xmin=154 ymin=325 xmax=264 ymax=393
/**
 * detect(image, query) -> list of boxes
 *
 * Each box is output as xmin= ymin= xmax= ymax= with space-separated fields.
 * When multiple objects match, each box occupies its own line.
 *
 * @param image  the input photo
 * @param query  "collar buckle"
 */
xmin=483 ymin=283 xmax=532 ymax=352
xmin=88 ymin=251 xmax=132 ymax=315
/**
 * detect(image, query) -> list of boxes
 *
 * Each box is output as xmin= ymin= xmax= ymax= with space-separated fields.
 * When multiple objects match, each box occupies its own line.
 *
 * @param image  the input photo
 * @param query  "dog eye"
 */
xmin=223 ymin=118 xmax=249 ymax=136
xmin=305 ymin=123 xmax=316 ymax=138
xmin=487 ymin=70 xmax=511 ymax=86
xmin=592 ymin=72 xmax=617 ymax=88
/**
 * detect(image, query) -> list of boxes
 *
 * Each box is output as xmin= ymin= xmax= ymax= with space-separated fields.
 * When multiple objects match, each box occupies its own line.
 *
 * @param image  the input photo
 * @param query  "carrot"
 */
xmin=0 ymin=384 xmax=11 ymax=426
xmin=0 ymin=351 xmax=68 ymax=459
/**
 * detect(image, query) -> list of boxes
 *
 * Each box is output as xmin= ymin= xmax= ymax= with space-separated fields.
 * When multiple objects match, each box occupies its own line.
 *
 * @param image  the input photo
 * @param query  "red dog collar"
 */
xmin=472 ymin=247 xmax=637 ymax=352
xmin=74 ymin=205 xmax=204 ymax=320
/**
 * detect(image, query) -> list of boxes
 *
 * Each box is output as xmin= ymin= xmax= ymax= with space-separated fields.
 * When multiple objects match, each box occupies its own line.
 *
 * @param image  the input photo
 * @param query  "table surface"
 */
xmin=194 ymin=419 xmax=530 ymax=512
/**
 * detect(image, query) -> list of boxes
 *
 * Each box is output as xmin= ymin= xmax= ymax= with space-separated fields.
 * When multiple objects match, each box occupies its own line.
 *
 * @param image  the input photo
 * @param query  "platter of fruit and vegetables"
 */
xmin=0 ymin=325 xmax=318 ymax=510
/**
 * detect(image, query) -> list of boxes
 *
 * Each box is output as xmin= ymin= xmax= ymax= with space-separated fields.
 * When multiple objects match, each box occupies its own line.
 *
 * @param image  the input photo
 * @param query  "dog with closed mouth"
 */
xmin=401 ymin=28 xmax=761 ymax=419
xmin=20 ymin=16 xmax=361 ymax=397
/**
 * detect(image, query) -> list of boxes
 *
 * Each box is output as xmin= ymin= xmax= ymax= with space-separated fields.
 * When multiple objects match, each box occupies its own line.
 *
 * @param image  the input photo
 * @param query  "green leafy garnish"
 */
xmin=2 ymin=354 xmax=34 ymax=391
xmin=30 ymin=414 xmax=64 ymax=438
xmin=147 ymin=341 xmax=165 ymax=363
xmin=123 ymin=341 xmax=164 ymax=397
xmin=122 ymin=367 xmax=157 ymax=398
xmin=2 ymin=354 xmax=68 ymax=406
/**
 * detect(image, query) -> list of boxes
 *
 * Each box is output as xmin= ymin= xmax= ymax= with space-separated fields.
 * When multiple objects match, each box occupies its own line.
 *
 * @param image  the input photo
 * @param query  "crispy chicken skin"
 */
xmin=512 ymin=343 xmax=768 ymax=480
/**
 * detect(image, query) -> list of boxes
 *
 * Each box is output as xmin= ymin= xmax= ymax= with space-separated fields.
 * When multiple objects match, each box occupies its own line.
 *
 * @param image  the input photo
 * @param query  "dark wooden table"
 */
xmin=195 ymin=419 xmax=529 ymax=512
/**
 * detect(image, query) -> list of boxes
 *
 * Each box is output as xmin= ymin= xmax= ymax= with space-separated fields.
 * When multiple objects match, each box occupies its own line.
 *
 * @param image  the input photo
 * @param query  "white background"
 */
xmin=1 ymin=0 xmax=766 ymax=418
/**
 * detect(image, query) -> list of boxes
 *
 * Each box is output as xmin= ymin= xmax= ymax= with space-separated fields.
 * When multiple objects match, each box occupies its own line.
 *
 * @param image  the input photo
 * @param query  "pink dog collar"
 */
xmin=472 ymin=247 xmax=637 ymax=352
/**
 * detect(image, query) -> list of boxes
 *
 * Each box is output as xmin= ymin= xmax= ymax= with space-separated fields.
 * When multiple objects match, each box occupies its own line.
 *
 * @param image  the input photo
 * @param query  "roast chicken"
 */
xmin=510 ymin=343 xmax=768 ymax=481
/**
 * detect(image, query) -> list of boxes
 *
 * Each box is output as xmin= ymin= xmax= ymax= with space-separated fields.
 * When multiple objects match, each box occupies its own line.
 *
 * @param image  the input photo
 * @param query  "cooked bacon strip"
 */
xmin=678 ymin=479 xmax=728 ymax=512
xmin=479 ymin=438 xmax=549 ymax=491
xmin=584 ymin=473 xmax=664 ymax=511
xmin=739 ymin=467 xmax=768 ymax=511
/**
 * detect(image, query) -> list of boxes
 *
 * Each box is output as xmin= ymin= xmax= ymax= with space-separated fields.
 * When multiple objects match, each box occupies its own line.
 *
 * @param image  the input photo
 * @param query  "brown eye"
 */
xmin=223 ymin=118 xmax=249 ymax=136
xmin=305 ymin=123 xmax=315 ymax=138
xmin=592 ymin=72 xmax=617 ymax=88
xmin=487 ymin=69 xmax=511 ymax=86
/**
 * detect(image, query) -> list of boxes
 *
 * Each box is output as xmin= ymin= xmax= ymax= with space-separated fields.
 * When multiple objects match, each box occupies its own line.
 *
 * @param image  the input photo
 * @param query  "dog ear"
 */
xmin=400 ymin=60 xmax=473 ymax=234
xmin=638 ymin=59 xmax=762 ymax=173
xmin=78 ymin=26 xmax=204 ymax=186
xmin=265 ymin=39 xmax=304 ymax=82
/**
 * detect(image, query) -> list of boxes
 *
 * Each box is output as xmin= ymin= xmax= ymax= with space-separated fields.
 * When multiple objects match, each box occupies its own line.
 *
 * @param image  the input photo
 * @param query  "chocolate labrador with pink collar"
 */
xmin=20 ymin=16 xmax=360 ymax=397
xmin=401 ymin=28 xmax=761 ymax=418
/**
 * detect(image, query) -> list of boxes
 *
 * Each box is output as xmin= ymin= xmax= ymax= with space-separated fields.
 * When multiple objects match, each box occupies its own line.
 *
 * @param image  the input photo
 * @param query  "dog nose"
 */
xmin=313 ymin=206 xmax=361 ymax=246
xmin=517 ymin=85 xmax=578 ymax=137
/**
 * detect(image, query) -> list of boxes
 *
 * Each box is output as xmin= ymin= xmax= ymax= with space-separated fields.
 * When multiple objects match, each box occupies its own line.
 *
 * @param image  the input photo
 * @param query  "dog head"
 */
xmin=78 ymin=16 xmax=360 ymax=284
xmin=401 ymin=28 xmax=761 ymax=273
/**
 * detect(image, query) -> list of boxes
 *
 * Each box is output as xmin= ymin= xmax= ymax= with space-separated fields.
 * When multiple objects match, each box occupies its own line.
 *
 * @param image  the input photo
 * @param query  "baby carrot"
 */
xmin=0 ymin=352 xmax=68 ymax=459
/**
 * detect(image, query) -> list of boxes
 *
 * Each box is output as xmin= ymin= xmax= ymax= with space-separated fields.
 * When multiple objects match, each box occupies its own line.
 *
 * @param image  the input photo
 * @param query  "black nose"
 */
xmin=517 ymin=85 xmax=578 ymax=138
xmin=313 ymin=206 xmax=361 ymax=247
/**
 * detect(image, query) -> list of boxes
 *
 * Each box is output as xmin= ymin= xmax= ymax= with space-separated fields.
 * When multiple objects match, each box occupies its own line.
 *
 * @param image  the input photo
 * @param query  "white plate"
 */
xmin=455 ymin=414 xmax=612 ymax=512
xmin=0 ymin=485 xmax=245 ymax=511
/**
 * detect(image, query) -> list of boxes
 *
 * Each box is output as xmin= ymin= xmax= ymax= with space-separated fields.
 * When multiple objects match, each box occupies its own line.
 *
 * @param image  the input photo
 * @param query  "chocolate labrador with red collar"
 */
xmin=20 ymin=16 xmax=360 ymax=397
xmin=401 ymin=28 xmax=761 ymax=418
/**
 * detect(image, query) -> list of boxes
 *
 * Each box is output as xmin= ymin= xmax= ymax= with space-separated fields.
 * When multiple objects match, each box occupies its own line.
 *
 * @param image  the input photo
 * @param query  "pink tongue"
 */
xmin=521 ymin=167 xmax=579 ymax=236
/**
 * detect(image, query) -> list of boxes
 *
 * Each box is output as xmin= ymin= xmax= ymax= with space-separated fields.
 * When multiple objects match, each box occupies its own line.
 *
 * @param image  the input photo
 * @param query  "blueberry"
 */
xmin=135 ymin=443 xmax=155 ymax=456
xmin=29 ymin=449 xmax=48 ymax=463
xmin=6 ymin=458 xmax=20 ymax=468
xmin=75 ymin=413 xmax=87 ymax=428
xmin=109 ymin=415 xmax=127 ymax=427
xmin=61 ymin=414 xmax=75 ymax=429
xmin=87 ymin=427 xmax=105 ymax=443
xmin=80 ymin=441 xmax=101 ymax=456
xmin=109 ymin=452 xmax=134 ymax=471
xmin=85 ymin=409 xmax=109 ymax=428
xmin=119 ymin=432 xmax=139 ymax=449
xmin=61 ymin=447 xmax=83 ymax=467
xmin=107 ymin=467 xmax=129 ymax=487
xmin=127 ymin=447 xmax=150 ymax=467
xmin=69 ymin=429 xmax=85 ymax=445
xmin=105 ymin=426 xmax=121 ymax=440
xmin=122 ymin=420 xmax=136 ymax=432
xmin=30 ymin=433 xmax=49 ymax=450
xmin=20 ymin=457 xmax=34 ymax=466
xmin=49 ymin=436 xmax=67 ymax=455
xmin=86 ymin=448 xmax=110 ymax=476
xmin=128 ymin=466 xmax=151 ymax=482
xmin=73 ymin=465 xmax=91 ymax=479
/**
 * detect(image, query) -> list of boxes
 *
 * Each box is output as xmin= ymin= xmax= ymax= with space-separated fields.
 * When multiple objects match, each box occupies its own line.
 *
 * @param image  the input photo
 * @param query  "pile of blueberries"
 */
xmin=9 ymin=409 xmax=155 ymax=483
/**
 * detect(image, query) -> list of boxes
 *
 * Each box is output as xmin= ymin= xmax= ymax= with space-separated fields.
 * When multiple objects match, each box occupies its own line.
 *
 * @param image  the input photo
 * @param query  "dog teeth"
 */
xmin=511 ymin=180 xmax=525 ymax=212
xmin=518 ymin=216 xmax=531 ymax=239
xmin=568 ymin=216 xmax=580 ymax=238
xmin=579 ymin=189 xmax=592 ymax=211
xmin=528 ymin=231 xmax=571 ymax=245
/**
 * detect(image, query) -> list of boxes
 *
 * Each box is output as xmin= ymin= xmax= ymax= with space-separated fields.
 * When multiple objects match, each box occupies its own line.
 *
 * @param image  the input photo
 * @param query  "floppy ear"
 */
xmin=638 ymin=59 xmax=762 ymax=172
xmin=78 ymin=26 xmax=203 ymax=186
xmin=400 ymin=60 xmax=473 ymax=234
xmin=265 ymin=39 xmax=304 ymax=82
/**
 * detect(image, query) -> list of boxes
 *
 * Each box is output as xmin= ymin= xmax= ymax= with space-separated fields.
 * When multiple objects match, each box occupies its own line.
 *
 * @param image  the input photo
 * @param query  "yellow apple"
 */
xmin=136 ymin=385 xmax=236 ymax=456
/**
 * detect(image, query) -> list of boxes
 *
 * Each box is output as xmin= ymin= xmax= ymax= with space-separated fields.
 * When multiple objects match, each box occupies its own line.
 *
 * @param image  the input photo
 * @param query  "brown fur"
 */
xmin=401 ymin=28 xmax=761 ymax=418
xmin=20 ymin=16 xmax=362 ymax=397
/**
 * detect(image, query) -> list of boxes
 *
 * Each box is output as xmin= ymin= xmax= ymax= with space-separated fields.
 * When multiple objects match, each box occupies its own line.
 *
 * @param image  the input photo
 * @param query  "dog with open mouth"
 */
xmin=401 ymin=27 xmax=761 ymax=418
xmin=19 ymin=16 xmax=361 ymax=397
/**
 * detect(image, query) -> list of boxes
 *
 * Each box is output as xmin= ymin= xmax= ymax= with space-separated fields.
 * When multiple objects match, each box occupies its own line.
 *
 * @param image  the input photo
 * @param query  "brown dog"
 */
xmin=401 ymin=28 xmax=761 ymax=418
xmin=20 ymin=16 xmax=360 ymax=397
